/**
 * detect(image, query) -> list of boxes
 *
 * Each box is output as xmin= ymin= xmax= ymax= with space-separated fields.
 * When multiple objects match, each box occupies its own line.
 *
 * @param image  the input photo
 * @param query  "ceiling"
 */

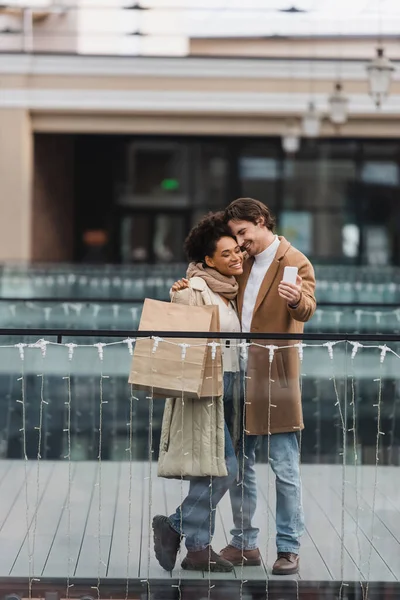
xmin=1 ymin=0 xmax=399 ymax=44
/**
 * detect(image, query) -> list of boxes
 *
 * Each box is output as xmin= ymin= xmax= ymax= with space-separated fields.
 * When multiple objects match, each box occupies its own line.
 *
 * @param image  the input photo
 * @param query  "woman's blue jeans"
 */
xmin=168 ymin=373 xmax=238 ymax=551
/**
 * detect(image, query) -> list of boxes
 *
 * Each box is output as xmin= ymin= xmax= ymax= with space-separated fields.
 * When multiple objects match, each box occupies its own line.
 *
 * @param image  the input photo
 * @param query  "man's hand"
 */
xmin=171 ymin=278 xmax=189 ymax=292
xmin=278 ymin=274 xmax=302 ymax=307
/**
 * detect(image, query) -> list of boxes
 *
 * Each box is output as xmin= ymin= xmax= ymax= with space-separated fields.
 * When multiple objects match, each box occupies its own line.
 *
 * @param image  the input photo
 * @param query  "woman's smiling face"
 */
xmin=205 ymin=236 xmax=243 ymax=277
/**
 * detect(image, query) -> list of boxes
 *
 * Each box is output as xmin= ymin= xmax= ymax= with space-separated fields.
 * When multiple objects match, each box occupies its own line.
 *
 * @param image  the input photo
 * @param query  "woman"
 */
xmin=152 ymin=212 xmax=245 ymax=573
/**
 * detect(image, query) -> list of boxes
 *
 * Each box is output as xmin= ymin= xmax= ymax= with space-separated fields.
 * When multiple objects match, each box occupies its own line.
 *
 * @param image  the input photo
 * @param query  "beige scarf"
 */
xmin=187 ymin=262 xmax=239 ymax=300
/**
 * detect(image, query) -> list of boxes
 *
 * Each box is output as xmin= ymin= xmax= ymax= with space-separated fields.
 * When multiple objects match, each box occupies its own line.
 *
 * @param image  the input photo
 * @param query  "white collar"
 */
xmin=254 ymin=236 xmax=280 ymax=264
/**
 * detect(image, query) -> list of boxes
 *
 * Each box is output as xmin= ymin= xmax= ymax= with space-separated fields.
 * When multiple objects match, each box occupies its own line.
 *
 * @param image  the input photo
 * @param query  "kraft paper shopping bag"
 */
xmin=129 ymin=298 xmax=222 ymax=399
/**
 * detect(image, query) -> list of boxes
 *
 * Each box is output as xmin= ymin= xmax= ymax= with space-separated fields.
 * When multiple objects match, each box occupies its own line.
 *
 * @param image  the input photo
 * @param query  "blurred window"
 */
xmin=238 ymin=143 xmax=280 ymax=210
xmin=361 ymin=162 xmax=399 ymax=187
xmin=192 ymin=143 xmax=228 ymax=210
xmin=118 ymin=142 xmax=189 ymax=209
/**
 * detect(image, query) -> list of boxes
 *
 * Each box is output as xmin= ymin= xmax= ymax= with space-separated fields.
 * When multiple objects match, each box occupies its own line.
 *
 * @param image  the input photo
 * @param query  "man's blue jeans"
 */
xmin=228 ymin=432 xmax=304 ymax=554
xmin=269 ymin=432 xmax=305 ymax=554
xmin=225 ymin=372 xmax=304 ymax=554
xmin=168 ymin=373 xmax=238 ymax=551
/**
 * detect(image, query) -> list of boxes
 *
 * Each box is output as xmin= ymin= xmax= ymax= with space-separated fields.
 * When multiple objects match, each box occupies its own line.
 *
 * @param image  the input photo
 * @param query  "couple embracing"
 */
xmin=152 ymin=197 xmax=316 ymax=575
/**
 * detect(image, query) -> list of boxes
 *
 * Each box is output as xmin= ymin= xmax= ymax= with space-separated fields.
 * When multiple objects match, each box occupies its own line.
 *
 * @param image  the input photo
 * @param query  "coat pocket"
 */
xmin=275 ymin=352 xmax=288 ymax=388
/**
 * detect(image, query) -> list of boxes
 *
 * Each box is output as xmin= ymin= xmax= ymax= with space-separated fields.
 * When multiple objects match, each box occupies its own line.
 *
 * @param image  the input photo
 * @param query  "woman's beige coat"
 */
xmin=157 ymin=277 xmax=228 ymax=478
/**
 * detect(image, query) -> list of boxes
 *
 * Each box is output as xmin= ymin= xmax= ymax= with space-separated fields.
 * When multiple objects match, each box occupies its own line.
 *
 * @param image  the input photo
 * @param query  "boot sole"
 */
xmin=182 ymin=559 xmax=234 ymax=573
xmin=272 ymin=566 xmax=299 ymax=576
xmin=230 ymin=559 xmax=261 ymax=567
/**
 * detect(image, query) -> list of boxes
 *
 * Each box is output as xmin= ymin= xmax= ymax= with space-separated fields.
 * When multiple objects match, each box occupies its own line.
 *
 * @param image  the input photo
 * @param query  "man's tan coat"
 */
xmin=237 ymin=236 xmax=316 ymax=435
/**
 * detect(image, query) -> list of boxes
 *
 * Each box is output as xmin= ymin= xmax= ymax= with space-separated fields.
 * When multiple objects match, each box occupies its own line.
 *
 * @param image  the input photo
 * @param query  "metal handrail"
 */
xmin=0 ymin=328 xmax=399 ymax=344
xmin=0 ymin=298 xmax=399 ymax=308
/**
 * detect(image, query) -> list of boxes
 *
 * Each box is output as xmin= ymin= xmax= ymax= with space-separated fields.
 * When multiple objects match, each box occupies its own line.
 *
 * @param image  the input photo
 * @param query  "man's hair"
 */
xmin=184 ymin=212 xmax=234 ymax=264
xmin=224 ymin=197 xmax=276 ymax=232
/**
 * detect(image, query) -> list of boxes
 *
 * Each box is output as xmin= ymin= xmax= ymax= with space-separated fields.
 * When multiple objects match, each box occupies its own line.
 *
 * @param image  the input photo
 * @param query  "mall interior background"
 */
xmin=0 ymin=1 xmax=399 ymax=447
xmin=63 ymin=134 xmax=400 ymax=266
xmin=0 ymin=0 xmax=399 ymax=463
xmin=0 ymin=3 xmax=399 ymax=594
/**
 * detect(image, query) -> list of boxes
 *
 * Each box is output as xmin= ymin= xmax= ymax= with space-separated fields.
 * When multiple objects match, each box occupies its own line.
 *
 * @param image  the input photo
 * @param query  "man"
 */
xmin=219 ymin=197 xmax=316 ymax=575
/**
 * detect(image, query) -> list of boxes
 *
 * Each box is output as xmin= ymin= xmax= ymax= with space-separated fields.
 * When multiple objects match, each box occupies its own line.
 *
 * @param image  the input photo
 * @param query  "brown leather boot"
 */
xmin=220 ymin=545 xmax=261 ymax=566
xmin=182 ymin=546 xmax=234 ymax=572
xmin=152 ymin=515 xmax=181 ymax=571
xmin=272 ymin=552 xmax=299 ymax=575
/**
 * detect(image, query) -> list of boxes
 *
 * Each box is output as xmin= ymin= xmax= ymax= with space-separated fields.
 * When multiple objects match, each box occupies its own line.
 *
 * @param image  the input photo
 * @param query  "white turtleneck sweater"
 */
xmin=241 ymin=236 xmax=280 ymax=333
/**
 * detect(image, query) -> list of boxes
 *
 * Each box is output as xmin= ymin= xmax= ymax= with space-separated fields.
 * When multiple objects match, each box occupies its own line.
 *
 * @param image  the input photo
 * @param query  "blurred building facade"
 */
xmin=0 ymin=3 xmax=399 ymax=266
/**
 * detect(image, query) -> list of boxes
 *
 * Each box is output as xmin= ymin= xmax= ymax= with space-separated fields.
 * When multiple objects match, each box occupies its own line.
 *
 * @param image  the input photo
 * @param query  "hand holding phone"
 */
xmin=279 ymin=266 xmax=301 ymax=306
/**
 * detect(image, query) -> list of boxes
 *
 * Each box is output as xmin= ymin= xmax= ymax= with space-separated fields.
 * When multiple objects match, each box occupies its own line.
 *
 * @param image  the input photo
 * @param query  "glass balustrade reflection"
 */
xmin=0 ymin=264 xmax=400 ymax=303
xmin=0 ymin=334 xmax=397 ymax=464
xmin=0 ymin=333 xmax=398 ymax=591
xmin=0 ymin=300 xmax=399 ymax=335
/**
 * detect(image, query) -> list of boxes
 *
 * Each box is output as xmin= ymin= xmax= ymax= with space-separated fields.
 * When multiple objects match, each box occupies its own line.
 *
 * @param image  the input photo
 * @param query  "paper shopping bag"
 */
xmin=198 ymin=300 xmax=223 ymax=398
xmin=128 ymin=298 xmax=223 ymax=399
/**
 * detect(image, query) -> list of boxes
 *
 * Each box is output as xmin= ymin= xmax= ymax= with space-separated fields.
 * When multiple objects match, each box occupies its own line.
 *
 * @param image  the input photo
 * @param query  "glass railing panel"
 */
xmin=0 ymin=301 xmax=399 ymax=336
xmin=0 ymin=300 xmax=143 ymax=330
xmin=309 ymin=305 xmax=400 ymax=333
xmin=0 ymin=333 xmax=394 ymax=465
xmin=0 ymin=331 xmax=398 ymax=598
xmin=1 ymin=263 xmax=400 ymax=303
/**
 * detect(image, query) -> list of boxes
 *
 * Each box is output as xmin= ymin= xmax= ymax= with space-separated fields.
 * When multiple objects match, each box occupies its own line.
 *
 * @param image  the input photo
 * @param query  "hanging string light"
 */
xmin=329 ymin=18 xmax=349 ymax=128
xmin=281 ymin=120 xmax=301 ymax=155
xmin=328 ymin=82 xmax=349 ymax=126
xmin=281 ymin=43 xmax=301 ymax=155
xmin=367 ymin=0 xmax=395 ymax=109
xmin=366 ymin=46 xmax=395 ymax=108
xmin=302 ymin=101 xmax=321 ymax=138
xmin=302 ymin=19 xmax=320 ymax=138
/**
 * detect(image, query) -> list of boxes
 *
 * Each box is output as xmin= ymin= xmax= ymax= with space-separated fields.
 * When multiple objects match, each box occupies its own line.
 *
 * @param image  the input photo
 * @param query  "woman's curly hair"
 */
xmin=184 ymin=212 xmax=234 ymax=264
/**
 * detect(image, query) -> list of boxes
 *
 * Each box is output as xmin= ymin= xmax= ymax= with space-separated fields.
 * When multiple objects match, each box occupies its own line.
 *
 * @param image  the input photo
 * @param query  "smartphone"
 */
xmin=282 ymin=266 xmax=298 ymax=285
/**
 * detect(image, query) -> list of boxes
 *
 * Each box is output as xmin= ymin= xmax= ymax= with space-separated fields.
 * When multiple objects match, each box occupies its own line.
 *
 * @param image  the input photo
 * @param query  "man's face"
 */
xmin=228 ymin=218 xmax=266 ymax=257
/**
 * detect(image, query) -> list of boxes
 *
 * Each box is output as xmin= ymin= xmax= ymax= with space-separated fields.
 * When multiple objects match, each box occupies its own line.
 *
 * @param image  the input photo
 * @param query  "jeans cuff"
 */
xmin=230 ymin=539 xmax=258 ymax=551
xmin=185 ymin=543 xmax=209 ymax=552
xmin=167 ymin=517 xmax=181 ymax=536
xmin=277 ymin=546 xmax=300 ymax=554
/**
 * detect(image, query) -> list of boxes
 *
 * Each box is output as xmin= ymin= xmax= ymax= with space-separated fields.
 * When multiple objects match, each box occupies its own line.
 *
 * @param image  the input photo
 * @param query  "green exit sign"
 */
xmin=161 ymin=178 xmax=180 ymax=191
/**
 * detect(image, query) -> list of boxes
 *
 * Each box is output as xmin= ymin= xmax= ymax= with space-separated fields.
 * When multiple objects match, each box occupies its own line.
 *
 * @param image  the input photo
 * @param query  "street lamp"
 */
xmin=328 ymin=82 xmax=349 ymax=126
xmin=302 ymin=101 xmax=320 ymax=138
xmin=366 ymin=46 xmax=395 ymax=108
xmin=281 ymin=121 xmax=301 ymax=155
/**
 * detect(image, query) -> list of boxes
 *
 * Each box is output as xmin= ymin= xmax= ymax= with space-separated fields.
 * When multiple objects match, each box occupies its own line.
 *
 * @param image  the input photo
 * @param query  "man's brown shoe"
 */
xmin=182 ymin=546 xmax=234 ymax=572
xmin=272 ymin=552 xmax=299 ymax=575
xmin=220 ymin=545 xmax=261 ymax=567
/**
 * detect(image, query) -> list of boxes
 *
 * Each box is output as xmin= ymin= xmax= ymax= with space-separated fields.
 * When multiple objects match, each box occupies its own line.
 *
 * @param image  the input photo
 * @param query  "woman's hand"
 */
xmin=171 ymin=278 xmax=190 ymax=292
